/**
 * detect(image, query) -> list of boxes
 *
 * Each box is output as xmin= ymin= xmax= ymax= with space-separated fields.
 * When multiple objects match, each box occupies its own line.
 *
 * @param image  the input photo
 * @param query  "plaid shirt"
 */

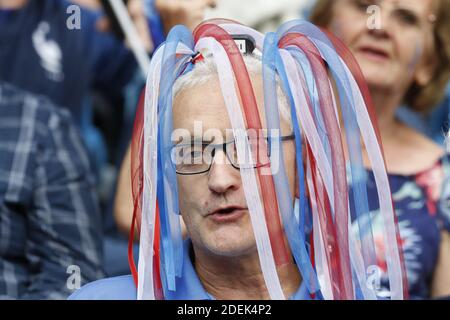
xmin=0 ymin=82 xmax=104 ymax=299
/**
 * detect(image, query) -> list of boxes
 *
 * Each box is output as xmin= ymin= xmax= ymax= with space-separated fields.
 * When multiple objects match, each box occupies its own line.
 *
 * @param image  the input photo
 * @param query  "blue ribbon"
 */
xmin=278 ymin=20 xmax=377 ymax=280
xmin=157 ymin=25 xmax=194 ymax=293
xmin=263 ymin=32 xmax=321 ymax=294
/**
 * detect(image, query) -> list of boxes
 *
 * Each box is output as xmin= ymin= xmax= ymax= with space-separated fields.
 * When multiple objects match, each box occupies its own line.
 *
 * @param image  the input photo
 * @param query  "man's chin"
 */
xmin=211 ymin=245 xmax=257 ymax=258
xmin=203 ymin=239 xmax=257 ymax=258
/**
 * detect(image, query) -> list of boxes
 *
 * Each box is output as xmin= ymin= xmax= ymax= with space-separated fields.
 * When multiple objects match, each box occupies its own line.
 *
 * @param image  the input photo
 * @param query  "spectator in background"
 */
xmin=310 ymin=0 xmax=450 ymax=298
xmin=0 ymin=0 xmax=137 ymax=124
xmin=0 ymin=0 xmax=148 ymax=282
xmin=114 ymin=0 xmax=217 ymax=165
xmin=0 ymin=81 xmax=103 ymax=299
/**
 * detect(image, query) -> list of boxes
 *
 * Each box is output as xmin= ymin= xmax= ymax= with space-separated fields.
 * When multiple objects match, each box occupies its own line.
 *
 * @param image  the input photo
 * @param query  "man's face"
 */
xmin=172 ymin=74 xmax=296 ymax=258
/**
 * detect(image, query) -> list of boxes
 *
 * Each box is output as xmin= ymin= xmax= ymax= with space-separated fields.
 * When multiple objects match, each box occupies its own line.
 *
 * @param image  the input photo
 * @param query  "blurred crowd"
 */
xmin=0 ymin=0 xmax=449 ymax=299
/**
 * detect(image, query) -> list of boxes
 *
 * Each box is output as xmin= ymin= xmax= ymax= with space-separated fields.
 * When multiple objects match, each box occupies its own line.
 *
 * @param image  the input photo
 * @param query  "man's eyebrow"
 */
xmin=175 ymin=137 xmax=215 ymax=145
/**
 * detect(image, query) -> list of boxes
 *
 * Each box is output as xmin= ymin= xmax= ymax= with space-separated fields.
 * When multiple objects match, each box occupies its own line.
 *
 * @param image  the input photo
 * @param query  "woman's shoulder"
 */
xmin=68 ymin=275 xmax=137 ymax=300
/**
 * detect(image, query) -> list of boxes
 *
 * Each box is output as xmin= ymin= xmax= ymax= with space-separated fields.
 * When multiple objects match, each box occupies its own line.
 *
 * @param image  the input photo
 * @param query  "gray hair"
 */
xmin=172 ymin=54 xmax=292 ymax=129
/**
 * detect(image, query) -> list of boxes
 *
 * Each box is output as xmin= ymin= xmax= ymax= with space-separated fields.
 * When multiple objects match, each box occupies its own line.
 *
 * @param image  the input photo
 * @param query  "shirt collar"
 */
xmin=165 ymin=240 xmax=311 ymax=300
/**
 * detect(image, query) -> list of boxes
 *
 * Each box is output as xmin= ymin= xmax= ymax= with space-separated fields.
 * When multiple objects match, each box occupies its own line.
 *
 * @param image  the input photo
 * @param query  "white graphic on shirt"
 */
xmin=32 ymin=21 xmax=64 ymax=81
xmin=352 ymin=210 xmax=422 ymax=299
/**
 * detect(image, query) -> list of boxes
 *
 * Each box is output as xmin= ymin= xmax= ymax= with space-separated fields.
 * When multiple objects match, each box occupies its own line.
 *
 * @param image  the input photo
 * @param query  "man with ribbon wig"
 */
xmin=70 ymin=19 xmax=408 ymax=300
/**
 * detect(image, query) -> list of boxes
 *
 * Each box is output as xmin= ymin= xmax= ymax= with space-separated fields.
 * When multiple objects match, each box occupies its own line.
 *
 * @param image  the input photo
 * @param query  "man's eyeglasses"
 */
xmin=170 ymin=134 xmax=295 ymax=175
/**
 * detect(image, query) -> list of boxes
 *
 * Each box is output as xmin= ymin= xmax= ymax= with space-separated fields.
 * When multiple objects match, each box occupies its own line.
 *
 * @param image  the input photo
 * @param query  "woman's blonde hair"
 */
xmin=310 ymin=0 xmax=450 ymax=113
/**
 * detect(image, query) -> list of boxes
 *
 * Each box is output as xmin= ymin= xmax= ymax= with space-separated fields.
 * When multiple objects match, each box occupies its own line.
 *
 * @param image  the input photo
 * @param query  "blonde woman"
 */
xmin=310 ymin=0 xmax=450 ymax=299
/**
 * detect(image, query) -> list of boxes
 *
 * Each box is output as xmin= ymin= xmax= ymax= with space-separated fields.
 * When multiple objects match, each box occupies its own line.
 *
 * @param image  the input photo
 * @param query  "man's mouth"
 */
xmin=207 ymin=206 xmax=248 ymax=223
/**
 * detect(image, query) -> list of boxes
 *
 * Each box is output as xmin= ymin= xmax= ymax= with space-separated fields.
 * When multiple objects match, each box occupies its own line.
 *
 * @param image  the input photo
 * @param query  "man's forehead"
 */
xmin=173 ymin=80 xmax=228 ymax=118
xmin=174 ymin=126 xmax=234 ymax=142
xmin=172 ymin=75 xmax=266 ymax=130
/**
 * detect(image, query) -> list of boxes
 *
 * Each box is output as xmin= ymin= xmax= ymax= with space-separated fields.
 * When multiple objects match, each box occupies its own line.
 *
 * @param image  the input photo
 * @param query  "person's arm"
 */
xmin=114 ymin=144 xmax=135 ymax=238
xmin=155 ymin=0 xmax=217 ymax=33
xmin=114 ymin=145 xmax=187 ymax=240
xmin=21 ymin=109 xmax=104 ymax=299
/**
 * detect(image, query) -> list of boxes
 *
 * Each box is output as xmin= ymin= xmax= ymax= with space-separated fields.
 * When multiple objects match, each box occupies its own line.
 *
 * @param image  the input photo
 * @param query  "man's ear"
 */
xmin=180 ymin=215 xmax=188 ymax=240
xmin=295 ymin=142 xmax=309 ymax=199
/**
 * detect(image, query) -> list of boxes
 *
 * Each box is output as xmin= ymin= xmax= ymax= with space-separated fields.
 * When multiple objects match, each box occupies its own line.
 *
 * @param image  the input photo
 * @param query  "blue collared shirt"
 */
xmin=69 ymin=241 xmax=312 ymax=300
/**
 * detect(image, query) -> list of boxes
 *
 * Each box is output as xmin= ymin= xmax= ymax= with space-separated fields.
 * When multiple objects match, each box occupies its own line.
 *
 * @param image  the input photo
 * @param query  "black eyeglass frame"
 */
xmin=171 ymin=134 xmax=295 ymax=176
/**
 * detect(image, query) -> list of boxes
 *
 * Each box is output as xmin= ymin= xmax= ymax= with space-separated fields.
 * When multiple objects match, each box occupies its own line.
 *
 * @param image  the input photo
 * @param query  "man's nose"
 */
xmin=207 ymin=150 xmax=240 ymax=194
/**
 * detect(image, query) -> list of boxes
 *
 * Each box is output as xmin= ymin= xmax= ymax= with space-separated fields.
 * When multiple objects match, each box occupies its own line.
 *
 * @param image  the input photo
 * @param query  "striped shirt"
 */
xmin=0 ymin=82 xmax=104 ymax=299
